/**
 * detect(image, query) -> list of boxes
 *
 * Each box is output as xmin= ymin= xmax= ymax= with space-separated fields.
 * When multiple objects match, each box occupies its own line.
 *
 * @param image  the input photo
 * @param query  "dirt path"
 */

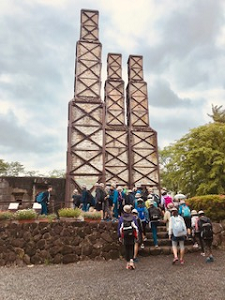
xmin=0 ymin=250 xmax=225 ymax=300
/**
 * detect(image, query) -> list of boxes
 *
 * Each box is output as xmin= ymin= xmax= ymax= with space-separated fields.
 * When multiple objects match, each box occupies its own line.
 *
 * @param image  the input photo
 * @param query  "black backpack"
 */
xmin=122 ymin=216 xmax=134 ymax=239
xmin=149 ymin=206 xmax=161 ymax=221
xmin=200 ymin=217 xmax=213 ymax=240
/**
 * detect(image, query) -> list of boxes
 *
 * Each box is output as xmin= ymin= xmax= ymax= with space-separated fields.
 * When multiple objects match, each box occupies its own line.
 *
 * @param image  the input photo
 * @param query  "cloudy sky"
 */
xmin=0 ymin=0 xmax=225 ymax=174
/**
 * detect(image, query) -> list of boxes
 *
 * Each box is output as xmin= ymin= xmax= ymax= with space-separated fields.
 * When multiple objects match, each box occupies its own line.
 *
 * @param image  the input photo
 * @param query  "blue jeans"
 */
xmin=82 ymin=203 xmax=89 ymax=212
xmin=41 ymin=202 xmax=48 ymax=215
xmin=151 ymin=222 xmax=158 ymax=246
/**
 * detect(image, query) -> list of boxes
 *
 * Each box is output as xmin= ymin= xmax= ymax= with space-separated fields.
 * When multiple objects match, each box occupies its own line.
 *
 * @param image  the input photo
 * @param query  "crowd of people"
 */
xmin=71 ymin=184 xmax=214 ymax=270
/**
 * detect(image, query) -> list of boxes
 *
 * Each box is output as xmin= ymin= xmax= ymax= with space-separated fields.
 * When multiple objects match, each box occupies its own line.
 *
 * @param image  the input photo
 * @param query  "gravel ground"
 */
xmin=0 ymin=250 xmax=225 ymax=300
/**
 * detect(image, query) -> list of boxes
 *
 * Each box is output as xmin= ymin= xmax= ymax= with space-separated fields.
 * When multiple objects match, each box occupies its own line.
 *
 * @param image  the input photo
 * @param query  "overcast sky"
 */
xmin=0 ymin=0 xmax=225 ymax=174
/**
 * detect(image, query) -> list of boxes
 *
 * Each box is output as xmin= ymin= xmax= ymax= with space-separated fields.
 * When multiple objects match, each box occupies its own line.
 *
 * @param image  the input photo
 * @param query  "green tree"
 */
xmin=5 ymin=161 xmax=25 ymax=176
xmin=0 ymin=159 xmax=8 ymax=175
xmin=160 ymin=122 xmax=225 ymax=197
xmin=48 ymin=169 xmax=65 ymax=178
xmin=208 ymin=104 xmax=225 ymax=123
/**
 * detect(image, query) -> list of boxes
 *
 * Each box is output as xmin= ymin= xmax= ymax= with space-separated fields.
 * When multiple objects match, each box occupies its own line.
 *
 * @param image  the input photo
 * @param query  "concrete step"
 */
xmin=146 ymin=225 xmax=167 ymax=233
xmin=139 ymin=244 xmax=200 ymax=256
xmin=144 ymin=238 xmax=193 ymax=247
xmin=146 ymin=232 xmax=168 ymax=239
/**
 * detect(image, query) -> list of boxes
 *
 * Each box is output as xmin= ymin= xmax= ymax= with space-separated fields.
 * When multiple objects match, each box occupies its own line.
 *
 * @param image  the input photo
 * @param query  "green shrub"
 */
xmin=58 ymin=208 xmax=81 ymax=218
xmin=0 ymin=211 xmax=14 ymax=220
xmin=14 ymin=209 xmax=37 ymax=220
xmin=83 ymin=211 xmax=101 ymax=220
xmin=187 ymin=194 xmax=225 ymax=222
xmin=38 ymin=214 xmax=58 ymax=222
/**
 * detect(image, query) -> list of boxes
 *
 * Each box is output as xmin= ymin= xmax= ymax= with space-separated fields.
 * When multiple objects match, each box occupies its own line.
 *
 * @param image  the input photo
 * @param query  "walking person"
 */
xmin=136 ymin=198 xmax=149 ymax=244
xmin=113 ymin=186 xmax=125 ymax=218
xmin=81 ymin=185 xmax=89 ymax=212
xmin=95 ymin=183 xmax=106 ymax=220
xmin=178 ymin=200 xmax=191 ymax=237
xmin=163 ymin=202 xmax=174 ymax=236
xmin=197 ymin=210 xmax=214 ymax=262
xmin=169 ymin=207 xmax=187 ymax=265
xmin=132 ymin=208 xmax=143 ymax=262
xmin=148 ymin=199 xmax=162 ymax=247
xmin=191 ymin=210 xmax=200 ymax=249
xmin=72 ymin=189 xmax=81 ymax=209
xmin=36 ymin=185 xmax=52 ymax=215
xmin=118 ymin=205 xmax=138 ymax=270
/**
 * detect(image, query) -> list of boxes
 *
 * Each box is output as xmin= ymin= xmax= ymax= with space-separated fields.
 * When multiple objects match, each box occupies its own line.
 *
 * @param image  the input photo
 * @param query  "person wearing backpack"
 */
xmin=36 ymin=185 xmax=52 ymax=215
xmin=178 ymin=200 xmax=191 ymax=237
xmin=132 ymin=208 xmax=143 ymax=262
xmin=136 ymin=198 xmax=149 ymax=246
xmin=197 ymin=210 xmax=214 ymax=262
xmin=163 ymin=202 xmax=174 ymax=235
xmin=191 ymin=210 xmax=200 ymax=249
xmin=81 ymin=185 xmax=90 ymax=212
xmin=113 ymin=186 xmax=125 ymax=219
xmin=145 ymin=194 xmax=158 ymax=209
xmin=72 ymin=189 xmax=82 ymax=209
xmin=169 ymin=207 xmax=187 ymax=265
xmin=95 ymin=183 xmax=106 ymax=220
xmin=118 ymin=205 xmax=138 ymax=270
xmin=148 ymin=199 xmax=162 ymax=247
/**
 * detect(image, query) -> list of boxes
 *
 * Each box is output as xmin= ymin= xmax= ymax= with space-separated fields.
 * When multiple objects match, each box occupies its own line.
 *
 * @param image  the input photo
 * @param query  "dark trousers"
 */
xmin=41 ymin=202 xmax=47 ymax=215
xmin=124 ymin=243 xmax=134 ymax=262
xmin=196 ymin=232 xmax=205 ymax=252
xmin=142 ymin=221 xmax=147 ymax=236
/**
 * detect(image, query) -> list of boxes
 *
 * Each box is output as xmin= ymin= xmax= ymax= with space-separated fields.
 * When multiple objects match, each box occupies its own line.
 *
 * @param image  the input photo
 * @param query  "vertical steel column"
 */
xmin=104 ymin=54 xmax=129 ymax=186
xmin=127 ymin=55 xmax=160 ymax=191
xmin=65 ymin=10 xmax=103 ymax=203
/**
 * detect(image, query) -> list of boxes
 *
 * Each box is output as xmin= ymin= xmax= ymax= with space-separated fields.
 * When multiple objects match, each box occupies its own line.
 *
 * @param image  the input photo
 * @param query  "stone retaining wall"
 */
xmin=0 ymin=221 xmax=122 ymax=266
xmin=0 ymin=221 xmax=225 ymax=266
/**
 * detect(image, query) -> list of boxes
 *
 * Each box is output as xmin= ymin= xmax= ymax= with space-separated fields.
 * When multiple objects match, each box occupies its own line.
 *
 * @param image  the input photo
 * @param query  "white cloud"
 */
xmin=0 ymin=0 xmax=224 ymax=174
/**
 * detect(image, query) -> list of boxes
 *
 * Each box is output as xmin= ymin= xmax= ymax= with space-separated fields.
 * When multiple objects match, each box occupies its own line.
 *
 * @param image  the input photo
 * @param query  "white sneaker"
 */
xmin=201 ymin=252 xmax=205 ymax=256
xmin=193 ymin=243 xmax=199 ymax=248
xmin=141 ymin=244 xmax=145 ymax=249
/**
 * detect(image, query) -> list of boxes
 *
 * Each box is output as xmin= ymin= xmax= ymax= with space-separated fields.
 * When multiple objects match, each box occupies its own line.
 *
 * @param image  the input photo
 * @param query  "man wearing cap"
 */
xmin=118 ymin=205 xmax=138 ymax=270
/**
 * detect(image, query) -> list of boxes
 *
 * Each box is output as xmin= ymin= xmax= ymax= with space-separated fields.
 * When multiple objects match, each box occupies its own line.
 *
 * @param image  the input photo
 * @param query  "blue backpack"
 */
xmin=36 ymin=192 xmax=45 ymax=203
xmin=182 ymin=205 xmax=191 ymax=217
xmin=137 ymin=207 xmax=146 ymax=222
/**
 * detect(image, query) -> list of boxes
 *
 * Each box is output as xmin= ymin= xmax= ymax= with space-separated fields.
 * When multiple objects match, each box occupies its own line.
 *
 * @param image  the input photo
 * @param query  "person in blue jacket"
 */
xmin=40 ymin=185 xmax=52 ymax=215
xmin=113 ymin=186 xmax=125 ymax=218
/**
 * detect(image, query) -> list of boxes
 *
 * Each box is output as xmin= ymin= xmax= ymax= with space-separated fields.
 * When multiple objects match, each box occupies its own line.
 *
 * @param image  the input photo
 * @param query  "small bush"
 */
xmin=0 ymin=211 xmax=14 ymax=220
xmin=83 ymin=211 xmax=101 ymax=220
xmin=38 ymin=214 xmax=58 ymax=222
xmin=187 ymin=194 xmax=225 ymax=222
xmin=14 ymin=209 xmax=37 ymax=220
xmin=58 ymin=208 xmax=81 ymax=218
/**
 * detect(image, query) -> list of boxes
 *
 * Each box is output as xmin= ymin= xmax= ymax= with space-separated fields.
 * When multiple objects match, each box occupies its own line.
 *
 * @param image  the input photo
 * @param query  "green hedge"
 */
xmin=187 ymin=195 xmax=225 ymax=222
